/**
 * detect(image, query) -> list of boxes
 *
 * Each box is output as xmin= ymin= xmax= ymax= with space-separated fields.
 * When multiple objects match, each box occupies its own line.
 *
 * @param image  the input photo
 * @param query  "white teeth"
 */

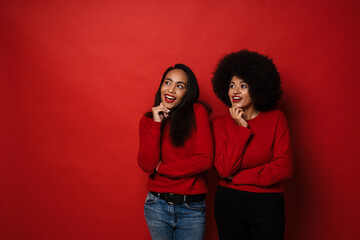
xmin=165 ymin=95 xmax=175 ymax=100
xmin=233 ymin=96 xmax=241 ymax=100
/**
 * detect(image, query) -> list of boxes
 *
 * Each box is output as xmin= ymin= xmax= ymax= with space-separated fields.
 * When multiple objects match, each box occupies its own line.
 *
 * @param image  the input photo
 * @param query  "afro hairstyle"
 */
xmin=211 ymin=49 xmax=282 ymax=111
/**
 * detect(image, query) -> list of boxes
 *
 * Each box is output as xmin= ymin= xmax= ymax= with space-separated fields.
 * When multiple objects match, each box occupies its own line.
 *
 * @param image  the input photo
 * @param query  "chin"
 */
xmin=162 ymin=101 xmax=174 ymax=109
xmin=232 ymin=103 xmax=243 ymax=108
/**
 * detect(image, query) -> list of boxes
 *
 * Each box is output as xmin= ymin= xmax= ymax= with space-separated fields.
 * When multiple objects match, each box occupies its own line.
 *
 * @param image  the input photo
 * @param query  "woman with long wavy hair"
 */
xmin=138 ymin=63 xmax=213 ymax=240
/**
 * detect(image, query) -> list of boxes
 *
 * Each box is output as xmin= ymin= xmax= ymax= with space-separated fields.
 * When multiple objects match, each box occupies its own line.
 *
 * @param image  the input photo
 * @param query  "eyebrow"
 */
xmin=230 ymin=81 xmax=246 ymax=84
xmin=165 ymin=78 xmax=186 ymax=85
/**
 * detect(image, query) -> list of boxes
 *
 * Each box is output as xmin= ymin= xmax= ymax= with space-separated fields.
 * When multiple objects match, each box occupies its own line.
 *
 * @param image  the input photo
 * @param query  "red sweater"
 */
xmin=137 ymin=103 xmax=213 ymax=195
xmin=212 ymin=110 xmax=293 ymax=193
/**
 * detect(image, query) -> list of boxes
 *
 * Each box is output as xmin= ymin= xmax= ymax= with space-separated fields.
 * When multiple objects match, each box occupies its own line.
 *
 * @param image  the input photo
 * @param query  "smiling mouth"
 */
xmin=164 ymin=94 xmax=176 ymax=103
xmin=232 ymin=96 xmax=242 ymax=102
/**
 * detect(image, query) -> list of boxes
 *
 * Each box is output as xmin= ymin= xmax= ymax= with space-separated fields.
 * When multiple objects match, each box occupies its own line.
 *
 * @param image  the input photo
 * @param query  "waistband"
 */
xmin=150 ymin=191 xmax=205 ymax=204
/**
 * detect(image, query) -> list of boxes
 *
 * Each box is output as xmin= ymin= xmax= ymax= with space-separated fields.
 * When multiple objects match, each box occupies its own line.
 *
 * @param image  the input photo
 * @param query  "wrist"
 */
xmin=235 ymin=119 xmax=248 ymax=128
xmin=153 ymin=114 xmax=162 ymax=123
xmin=153 ymin=118 xmax=162 ymax=123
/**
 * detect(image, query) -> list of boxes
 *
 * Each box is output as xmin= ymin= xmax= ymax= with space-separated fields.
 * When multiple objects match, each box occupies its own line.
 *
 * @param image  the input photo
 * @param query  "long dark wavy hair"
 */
xmin=145 ymin=63 xmax=200 ymax=147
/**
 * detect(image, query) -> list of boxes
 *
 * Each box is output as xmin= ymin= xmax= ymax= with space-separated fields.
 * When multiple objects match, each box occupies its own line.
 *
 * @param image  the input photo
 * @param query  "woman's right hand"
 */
xmin=229 ymin=107 xmax=248 ymax=128
xmin=152 ymin=102 xmax=170 ymax=123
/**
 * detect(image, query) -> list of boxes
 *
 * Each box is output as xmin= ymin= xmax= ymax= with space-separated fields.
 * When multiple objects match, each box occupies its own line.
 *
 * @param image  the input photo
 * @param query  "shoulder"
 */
xmin=261 ymin=110 xmax=289 ymax=128
xmin=193 ymin=102 xmax=208 ymax=112
xmin=261 ymin=109 xmax=286 ymax=120
xmin=192 ymin=103 xmax=211 ymax=129
xmin=193 ymin=102 xmax=210 ymax=118
xmin=193 ymin=103 xmax=211 ymax=127
xmin=140 ymin=114 xmax=151 ymax=122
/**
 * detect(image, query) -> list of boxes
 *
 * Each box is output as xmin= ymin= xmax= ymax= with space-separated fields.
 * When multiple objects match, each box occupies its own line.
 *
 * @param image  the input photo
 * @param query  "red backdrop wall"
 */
xmin=1 ymin=0 xmax=360 ymax=239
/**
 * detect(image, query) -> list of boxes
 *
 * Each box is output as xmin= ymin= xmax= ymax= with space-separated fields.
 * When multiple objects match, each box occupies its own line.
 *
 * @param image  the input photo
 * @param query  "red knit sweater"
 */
xmin=212 ymin=110 xmax=293 ymax=193
xmin=137 ymin=103 xmax=213 ymax=195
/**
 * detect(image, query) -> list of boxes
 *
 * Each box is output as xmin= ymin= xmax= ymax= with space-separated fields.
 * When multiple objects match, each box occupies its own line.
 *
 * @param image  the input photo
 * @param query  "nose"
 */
xmin=233 ymin=85 xmax=240 ymax=94
xmin=168 ymin=84 xmax=176 ymax=93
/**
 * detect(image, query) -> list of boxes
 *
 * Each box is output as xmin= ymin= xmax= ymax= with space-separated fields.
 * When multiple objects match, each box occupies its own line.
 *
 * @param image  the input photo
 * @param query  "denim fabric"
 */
xmin=144 ymin=192 xmax=206 ymax=240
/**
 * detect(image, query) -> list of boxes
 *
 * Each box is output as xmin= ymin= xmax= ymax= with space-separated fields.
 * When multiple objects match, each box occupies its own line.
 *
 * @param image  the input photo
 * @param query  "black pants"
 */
xmin=214 ymin=186 xmax=285 ymax=240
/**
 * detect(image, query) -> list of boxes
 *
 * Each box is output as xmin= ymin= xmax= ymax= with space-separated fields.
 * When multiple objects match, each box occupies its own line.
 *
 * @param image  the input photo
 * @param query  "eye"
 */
xmin=164 ymin=80 xmax=170 ymax=85
xmin=177 ymin=85 xmax=185 ymax=89
xmin=241 ymin=84 xmax=248 ymax=89
xmin=229 ymin=84 xmax=235 ymax=89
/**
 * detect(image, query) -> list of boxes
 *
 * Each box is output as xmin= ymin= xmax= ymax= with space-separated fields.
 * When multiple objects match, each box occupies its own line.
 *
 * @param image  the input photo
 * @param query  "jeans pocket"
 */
xmin=145 ymin=192 xmax=158 ymax=204
xmin=184 ymin=201 xmax=206 ymax=211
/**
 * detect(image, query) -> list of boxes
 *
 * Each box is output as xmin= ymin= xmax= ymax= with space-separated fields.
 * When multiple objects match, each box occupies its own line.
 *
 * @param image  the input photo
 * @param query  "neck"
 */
xmin=243 ymin=106 xmax=260 ymax=120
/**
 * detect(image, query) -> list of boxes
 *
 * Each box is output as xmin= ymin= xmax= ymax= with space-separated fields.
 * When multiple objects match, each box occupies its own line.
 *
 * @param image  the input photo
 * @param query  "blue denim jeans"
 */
xmin=144 ymin=192 xmax=206 ymax=240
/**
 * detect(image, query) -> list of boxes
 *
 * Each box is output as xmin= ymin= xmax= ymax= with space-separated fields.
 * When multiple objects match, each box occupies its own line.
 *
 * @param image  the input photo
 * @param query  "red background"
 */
xmin=1 ymin=0 xmax=360 ymax=239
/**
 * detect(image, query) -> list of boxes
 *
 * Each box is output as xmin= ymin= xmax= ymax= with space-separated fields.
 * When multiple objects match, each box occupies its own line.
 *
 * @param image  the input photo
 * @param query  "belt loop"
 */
xmin=150 ymin=191 xmax=160 ymax=197
xmin=183 ymin=195 xmax=187 ymax=203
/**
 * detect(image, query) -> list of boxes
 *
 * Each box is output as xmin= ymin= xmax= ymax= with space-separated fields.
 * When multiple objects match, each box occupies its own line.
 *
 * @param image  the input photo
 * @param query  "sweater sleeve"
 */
xmin=157 ymin=104 xmax=213 ymax=178
xmin=232 ymin=112 xmax=293 ymax=186
xmin=137 ymin=116 xmax=162 ymax=173
xmin=212 ymin=117 xmax=253 ymax=178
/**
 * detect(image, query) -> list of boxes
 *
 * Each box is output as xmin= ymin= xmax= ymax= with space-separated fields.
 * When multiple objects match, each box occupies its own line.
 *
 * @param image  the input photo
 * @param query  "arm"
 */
xmin=232 ymin=112 xmax=293 ymax=186
xmin=212 ymin=118 xmax=253 ymax=178
xmin=157 ymin=104 xmax=213 ymax=178
xmin=137 ymin=116 xmax=162 ymax=173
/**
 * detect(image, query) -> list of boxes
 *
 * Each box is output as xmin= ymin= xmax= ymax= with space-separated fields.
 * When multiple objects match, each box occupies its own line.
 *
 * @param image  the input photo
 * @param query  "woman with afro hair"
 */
xmin=211 ymin=50 xmax=293 ymax=240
